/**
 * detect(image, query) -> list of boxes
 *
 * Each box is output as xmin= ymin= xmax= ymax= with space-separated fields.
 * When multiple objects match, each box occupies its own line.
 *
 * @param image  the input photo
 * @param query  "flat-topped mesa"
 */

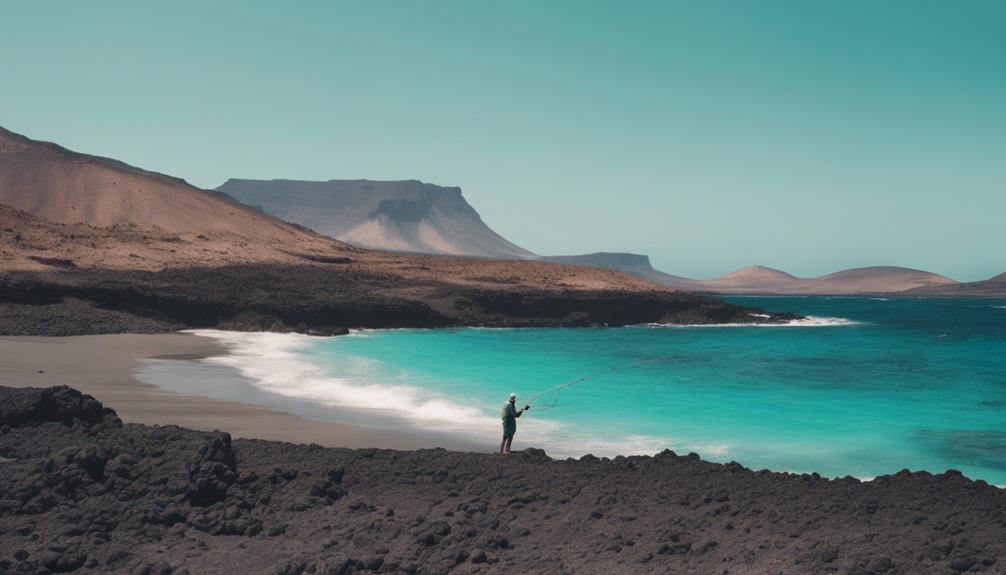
xmin=218 ymin=178 xmax=535 ymax=259
xmin=371 ymin=184 xmax=475 ymax=223
xmin=375 ymin=197 xmax=434 ymax=223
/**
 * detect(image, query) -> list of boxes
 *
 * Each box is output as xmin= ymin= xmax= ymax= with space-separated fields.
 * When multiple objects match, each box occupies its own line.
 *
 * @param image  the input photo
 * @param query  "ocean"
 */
xmin=138 ymin=297 xmax=1006 ymax=485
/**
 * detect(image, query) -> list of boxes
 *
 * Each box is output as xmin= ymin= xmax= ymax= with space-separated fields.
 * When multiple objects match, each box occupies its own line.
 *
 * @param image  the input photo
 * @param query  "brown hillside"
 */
xmin=0 ymin=127 xmax=337 ymax=255
xmin=0 ymin=203 xmax=674 ymax=293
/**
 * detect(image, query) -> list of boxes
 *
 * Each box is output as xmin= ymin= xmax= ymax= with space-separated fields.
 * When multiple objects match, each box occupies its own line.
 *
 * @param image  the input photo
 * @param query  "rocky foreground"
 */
xmin=1 ymin=387 xmax=1003 ymax=574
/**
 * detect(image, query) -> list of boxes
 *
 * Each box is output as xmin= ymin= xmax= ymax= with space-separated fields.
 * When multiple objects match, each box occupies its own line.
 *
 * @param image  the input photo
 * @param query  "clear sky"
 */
xmin=2 ymin=1 xmax=1003 ymax=280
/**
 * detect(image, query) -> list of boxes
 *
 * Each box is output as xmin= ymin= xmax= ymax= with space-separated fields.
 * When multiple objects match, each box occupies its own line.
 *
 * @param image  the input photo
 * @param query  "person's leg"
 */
xmin=500 ymin=436 xmax=507 ymax=453
xmin=504 ymin=436 xmax=513 ymax=453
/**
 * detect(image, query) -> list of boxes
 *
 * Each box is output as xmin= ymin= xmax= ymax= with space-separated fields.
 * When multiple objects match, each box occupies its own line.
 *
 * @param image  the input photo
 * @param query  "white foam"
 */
xmin=535 ymin=432 xmax=730 ymax=460
xmin=183 ymin=329 xmax=728 ymax=460
xmin=645 ymin=316 xmax=861 ymax=328
xmin=188 ymin=330 xmax=523 ymax=440
xmin=856 ymin=477 xmax=1006 ymax=489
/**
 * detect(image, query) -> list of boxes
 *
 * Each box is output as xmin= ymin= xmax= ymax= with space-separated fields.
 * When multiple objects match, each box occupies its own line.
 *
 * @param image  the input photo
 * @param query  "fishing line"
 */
xmin=524 ymin=354 xmax=680 ymax=411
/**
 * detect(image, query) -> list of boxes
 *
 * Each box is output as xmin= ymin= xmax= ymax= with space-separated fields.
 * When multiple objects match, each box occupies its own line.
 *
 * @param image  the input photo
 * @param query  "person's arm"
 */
xmin=516 ymin=404 xmax=529 ymax=417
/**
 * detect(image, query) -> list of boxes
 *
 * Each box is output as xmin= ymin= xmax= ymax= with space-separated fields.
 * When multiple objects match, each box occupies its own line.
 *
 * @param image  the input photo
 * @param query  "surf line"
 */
xmin=525 ymin=355 xmax=680 ymax=411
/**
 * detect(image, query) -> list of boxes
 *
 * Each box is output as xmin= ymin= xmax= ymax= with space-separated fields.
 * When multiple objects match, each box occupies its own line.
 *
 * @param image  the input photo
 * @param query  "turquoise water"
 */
xmin=181 ymin=297 xmax=1006 ymax=485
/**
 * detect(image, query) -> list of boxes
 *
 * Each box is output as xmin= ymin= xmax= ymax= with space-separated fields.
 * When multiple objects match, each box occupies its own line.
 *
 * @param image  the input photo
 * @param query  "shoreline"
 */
xmin=0 ymin=332 xmax=487 ymax=452
xmin=4 ymin=329 xmax=1003 ymax=488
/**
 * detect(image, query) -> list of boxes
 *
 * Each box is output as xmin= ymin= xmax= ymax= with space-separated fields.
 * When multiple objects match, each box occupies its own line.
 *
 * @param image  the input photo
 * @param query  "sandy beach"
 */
xmin=0 ymin=332 xmax=485 ymax=452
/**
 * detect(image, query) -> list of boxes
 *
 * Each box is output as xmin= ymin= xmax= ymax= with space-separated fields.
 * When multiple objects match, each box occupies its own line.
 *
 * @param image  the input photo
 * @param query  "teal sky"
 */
xmin=2 ymin=1 xmax=1003 ymax=280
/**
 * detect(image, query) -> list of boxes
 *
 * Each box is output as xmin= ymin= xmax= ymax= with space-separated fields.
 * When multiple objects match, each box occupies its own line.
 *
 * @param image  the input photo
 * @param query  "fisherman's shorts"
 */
xmin=502 ymin=421 xmax=516 ymax=438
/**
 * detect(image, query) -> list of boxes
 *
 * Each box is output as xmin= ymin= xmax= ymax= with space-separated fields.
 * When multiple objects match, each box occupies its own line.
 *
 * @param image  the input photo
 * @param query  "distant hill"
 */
xmin=795 ymin=266 xmax=959 ymax=295
xmin=693 ymin=265 xmax=957 ymax=295
xmin=699 ymin=266 xmax=802 ymax=293
xmin=549 ymin=253 xmax=962 ymax=295
xmin=902 ymin=272 xmax=1006 ymax=297
xmin=218 ymin=179 xmax=535 ymax=259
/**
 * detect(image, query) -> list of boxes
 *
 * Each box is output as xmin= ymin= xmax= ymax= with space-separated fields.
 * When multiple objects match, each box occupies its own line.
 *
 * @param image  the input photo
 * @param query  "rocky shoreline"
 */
xmin=0 ymin=265 xmax=801 ymax=336
xmin=1 ymin=386 xmax=1003 ymax=574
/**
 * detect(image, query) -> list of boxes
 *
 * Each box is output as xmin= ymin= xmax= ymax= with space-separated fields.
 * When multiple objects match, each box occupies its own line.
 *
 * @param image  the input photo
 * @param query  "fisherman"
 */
xmin=500 ymin=393 xmax=529 ymax=454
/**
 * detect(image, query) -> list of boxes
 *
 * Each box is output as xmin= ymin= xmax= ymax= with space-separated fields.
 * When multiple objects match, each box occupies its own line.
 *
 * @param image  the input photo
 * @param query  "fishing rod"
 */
xmin=524 ymin=354 xmax=680 ymax=411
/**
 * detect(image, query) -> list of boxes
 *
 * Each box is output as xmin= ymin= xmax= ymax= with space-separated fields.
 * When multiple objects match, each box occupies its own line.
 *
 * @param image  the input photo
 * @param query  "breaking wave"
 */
xmin=645 ymin=316 xmax=861 ymax=328
xmin=188 ymin=330 xmax=509 ymax=437
xmin=182 ymin=330 xmax=694 ymax=459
